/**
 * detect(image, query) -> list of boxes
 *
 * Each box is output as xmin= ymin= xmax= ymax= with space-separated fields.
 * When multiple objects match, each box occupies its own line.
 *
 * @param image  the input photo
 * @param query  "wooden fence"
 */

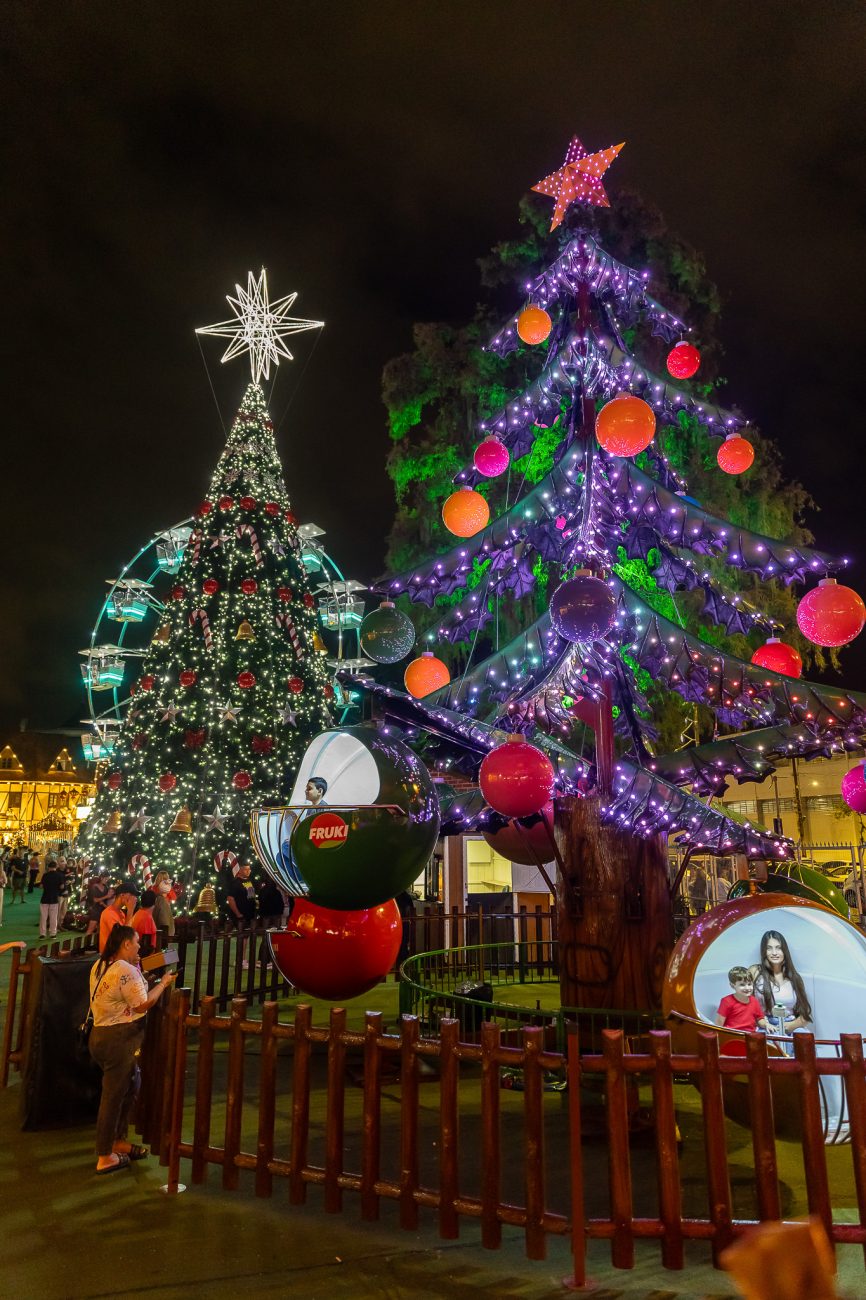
xmin=138 ymin=991 xmax=866 ymax=1286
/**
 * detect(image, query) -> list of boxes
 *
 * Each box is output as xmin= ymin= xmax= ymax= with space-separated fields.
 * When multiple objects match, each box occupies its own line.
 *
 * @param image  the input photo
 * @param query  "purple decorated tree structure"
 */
xmin=353 ymin=138 xmax=866 ymax=1011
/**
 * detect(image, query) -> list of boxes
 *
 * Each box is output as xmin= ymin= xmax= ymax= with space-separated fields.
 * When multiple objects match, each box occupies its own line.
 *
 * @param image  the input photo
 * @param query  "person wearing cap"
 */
xmin=99 ymin=879 xmax=140 ymax=951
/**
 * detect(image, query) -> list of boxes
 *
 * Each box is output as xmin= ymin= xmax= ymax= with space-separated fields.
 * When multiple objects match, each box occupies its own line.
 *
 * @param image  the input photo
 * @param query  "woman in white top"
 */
xmin=753 ymin=930 xmax=812 ymax=1051
xmin=88 ymin=923 xmax=176 ymax=1174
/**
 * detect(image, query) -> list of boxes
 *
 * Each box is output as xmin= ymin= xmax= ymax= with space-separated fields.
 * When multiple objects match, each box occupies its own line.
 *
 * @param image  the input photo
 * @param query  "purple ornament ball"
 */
xmin=473 ymin=437 xmax=510 ymax=478
xmin=841 ymin=764 xmax=866 ymax=815
xmin=549 ymin=573 xmax=617 ymax=643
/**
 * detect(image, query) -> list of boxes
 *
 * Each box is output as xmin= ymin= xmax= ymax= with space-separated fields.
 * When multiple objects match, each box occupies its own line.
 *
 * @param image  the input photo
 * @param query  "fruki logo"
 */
xmin=307 ymin=811 xmax=349 ymax=849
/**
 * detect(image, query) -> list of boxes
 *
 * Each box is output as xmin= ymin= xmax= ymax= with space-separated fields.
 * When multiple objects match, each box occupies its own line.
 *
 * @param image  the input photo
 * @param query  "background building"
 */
xmin=0 ymin=728 xmax=96 ymax=854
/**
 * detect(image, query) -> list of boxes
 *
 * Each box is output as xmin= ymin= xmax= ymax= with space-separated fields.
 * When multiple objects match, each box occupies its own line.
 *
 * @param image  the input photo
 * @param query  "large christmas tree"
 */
xmin=352 ymin=137 xmax=866 ymax=1010
xmin=84 ymin=275 xmax=333 ymax=893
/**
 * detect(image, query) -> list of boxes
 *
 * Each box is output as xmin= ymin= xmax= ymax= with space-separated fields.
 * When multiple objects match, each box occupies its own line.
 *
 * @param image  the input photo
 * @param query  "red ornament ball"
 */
xmin=717 ymin=434 xmax=755 ymax=475
xmin=239 ymin=495 xmax=256 ymax=510
xmin=202 ymin=578 xmax=219 ymax=596
xmin=479 ymin=735 xmax=556 ymax=819
xmin=482 ymin=804 xmax=554 ymax=865
xmin=264 ymin=502 xmax=280 ymax=516
xmin=596 ymin=394 xmax=656 ymax=457
xmin=841 ymin=763 xmax=866 ymax=815
xmin=218 ymin=495 xmax=234 ymax=511
xmin=404 ymin=652 xmax=451 ymax=699
xmin=184 ymin=728 xmax=207 ymax=749
xmin=303 ymin=592 xmax=315 ymax=609
xmin=269 ymin=899 xmax=402 ymax=1001
xmin=442 ymin=487 xmax=490 ymax=538
xmin=197 ymin=501 xmax=213 ymax=517
xmin=750 ymin=638 xmax=802 ymax=679
xmin=285 ymin=509 xmax=297 ymax=526
xmin=241 ymin=578 xmax=258 ymax=595
xmin=237 ymin=670 xmax=257 ymax=689
xmin=251 ymin=734 xmax=274 ymax=755
xmin=232 ymin=770 xmax=252 ymax=790
xmin=277 ymin=586 xmax=293 ymax=602
xmin=516 ymin=305 xmax=552 ymax=346
xmin=106 ymin=771 xmax=122 ymax=791
xmin=324 ymin=682 xmax=335 ymax=700
xmin=139 ymin=675 xmax=155 ymax=692
xmin=666 ymin=341 xmax=701 ymax=380
xmin=179 ymin=669 xmax=197 ymax=688
xmin=288 ymin=676 xmax=304 ymax=694
xmin=171 ymin=585 xmax=186 ymax=600
xmin=474 ymin=437 xmax=510 ymax=478
xmin=158 ymin=773 xmax=177 ymax=793
xmin=797 ymin=578 xmax=866 ymax=648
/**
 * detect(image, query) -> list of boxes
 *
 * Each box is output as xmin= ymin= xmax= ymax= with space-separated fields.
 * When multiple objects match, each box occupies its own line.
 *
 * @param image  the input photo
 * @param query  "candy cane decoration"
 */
xmin=189 ymin=528 xmax=203 ymax=567
xmin=130 ymin=853 xmax=153 ymax=888
xmin=236 ymin=523 xmax=263 ymax=566
xmin=189 ymin=608 xmax=213 ymax=652
xmin=275 ymin=612 xmax=305 ymax=661
xmin=214 ymin=849 xmax=239 ymax=876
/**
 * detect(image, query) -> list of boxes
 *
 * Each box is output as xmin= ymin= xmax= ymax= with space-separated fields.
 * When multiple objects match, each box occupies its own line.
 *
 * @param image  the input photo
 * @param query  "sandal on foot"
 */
xmin=96 ymin=1154 xmax=130 ymax=1175
xmin=125 ymin=1144 xmax=149 ymax=1161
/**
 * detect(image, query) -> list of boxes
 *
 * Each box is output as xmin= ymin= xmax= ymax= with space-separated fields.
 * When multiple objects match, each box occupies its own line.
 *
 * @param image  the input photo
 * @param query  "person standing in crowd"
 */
xmin=99 ymin=880 xmax=140 ymax=951
xmin=9 ymin=851 xmax=27 ymax=904
xmin=27 ymin=852 xmax=41 ymax=894
xmin=85 ymin=871 xmax=110 ymax=938
xmin=152 ymin=872 xmax=175 ymax=938
xmin=256 ymin=876 xmax=286 ymax=965
xmin=38 ymin=859 xmax=63 ymax=939
xmin=688 ymin=865 xmax=709 ymax=916
xmin=88 ymin=924 xmax=176 ymax=1174
xmin=131 ymin=889 xmax=158 ymax=955
xmin=226 ymin=863 xmax=257 ymax=967
xmin=57 ymin=859 xmax=72 ymax=929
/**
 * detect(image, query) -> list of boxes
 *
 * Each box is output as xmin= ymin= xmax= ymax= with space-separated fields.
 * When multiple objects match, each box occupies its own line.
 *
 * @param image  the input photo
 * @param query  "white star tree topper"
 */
xmin=196 ymin=269 xmax=323 ymax=384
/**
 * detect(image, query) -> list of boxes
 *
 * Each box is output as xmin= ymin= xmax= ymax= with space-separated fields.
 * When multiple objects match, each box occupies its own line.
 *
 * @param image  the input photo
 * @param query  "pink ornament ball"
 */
xmin=796 ymin=578 xmax=866 ymax=648
xmin=479 ymin=735 xmax=556 ymax=820
xmin=841 ymin=764 xmax=866 ymax=815
xmin=474 ymin=437 xmax=510 ymax=478
xmin=666 ymin=341 xmax=701 ymax=379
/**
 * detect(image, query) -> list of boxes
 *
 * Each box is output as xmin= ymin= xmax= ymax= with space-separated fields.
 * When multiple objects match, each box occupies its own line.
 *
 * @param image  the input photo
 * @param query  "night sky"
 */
xmin=4 ymin=2 xmax=866 ymax=735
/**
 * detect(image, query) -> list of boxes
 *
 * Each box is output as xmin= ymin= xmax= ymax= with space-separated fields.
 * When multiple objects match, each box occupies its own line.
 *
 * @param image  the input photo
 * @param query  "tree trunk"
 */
xmin=554 ymin=795 xmax=674 ymax=1012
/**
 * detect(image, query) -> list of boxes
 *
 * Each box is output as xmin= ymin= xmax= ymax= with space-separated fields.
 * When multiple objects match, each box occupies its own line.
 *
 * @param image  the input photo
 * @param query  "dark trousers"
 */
xmin=89 ymin=1021 xmax=145 ymax=1157
xmin=27 ymin=869 xmax=38 ymax=894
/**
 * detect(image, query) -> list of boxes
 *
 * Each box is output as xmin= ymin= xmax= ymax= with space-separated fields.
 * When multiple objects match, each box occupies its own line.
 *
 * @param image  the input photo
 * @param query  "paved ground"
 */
xmin=1 ymin=891 xmax=863 ymax=1297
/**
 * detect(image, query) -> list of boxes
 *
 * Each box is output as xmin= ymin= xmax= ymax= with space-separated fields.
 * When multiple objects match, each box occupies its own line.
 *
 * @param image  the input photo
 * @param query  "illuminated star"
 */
xmin=201 ymin=804 xmax=226 ymax=833
xmin=129 ymin=808 xmax=149 ymax=833
xmin=532 ymin=137 xmax=625 ymax=231
xmin=279 ymin=706 xmax=298 ymax=727
xmin=270 ymin=538 xmax=286 ymax=558
xmin=196 ymin=269 xmax=324 ymax=385
xmin=220 ymin=703 xmax=241 ymax=723
xmin=160 ymin=703 xmax=179 ymax=723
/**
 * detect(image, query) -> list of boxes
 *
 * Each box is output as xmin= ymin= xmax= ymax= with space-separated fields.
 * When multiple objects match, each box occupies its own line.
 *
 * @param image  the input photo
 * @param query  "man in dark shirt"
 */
xmin=227 ymin=863 xmax=257 ymax=927
xmin=39 ymin=860 xmax=63 ymax=938
xmin=9 ymin=854 xmax=26 ymax=903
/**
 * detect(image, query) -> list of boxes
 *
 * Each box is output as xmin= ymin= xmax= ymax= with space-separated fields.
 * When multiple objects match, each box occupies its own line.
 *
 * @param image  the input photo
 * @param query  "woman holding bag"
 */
xmin=88 ymin=924 xmax=176 ymax=1174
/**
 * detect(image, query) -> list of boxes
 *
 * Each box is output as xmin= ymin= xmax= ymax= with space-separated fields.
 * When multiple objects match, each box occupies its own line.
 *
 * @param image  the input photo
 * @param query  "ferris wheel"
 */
xmin=79 ymin=518 xmax=372 ymax=760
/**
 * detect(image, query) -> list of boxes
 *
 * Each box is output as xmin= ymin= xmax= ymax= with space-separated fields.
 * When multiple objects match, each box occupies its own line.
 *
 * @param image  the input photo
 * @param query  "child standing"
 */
xmin=716 ymin=966 xmax=770 ymax=1033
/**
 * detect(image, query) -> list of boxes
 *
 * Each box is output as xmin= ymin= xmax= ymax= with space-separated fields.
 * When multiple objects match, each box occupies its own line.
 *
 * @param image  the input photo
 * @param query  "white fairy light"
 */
xmin=196 ymin=268 xmax=323 ymax=383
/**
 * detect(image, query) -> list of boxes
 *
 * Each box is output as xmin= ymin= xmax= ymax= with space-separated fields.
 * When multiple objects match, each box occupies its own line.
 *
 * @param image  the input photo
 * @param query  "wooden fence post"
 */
xmin=793 ymin=1034 xmax=833 ymax=1245
xmin=438 ymin=1018 xmax=460 ymax=1240
xmin=566 ymin=1022 xmax=586 ymax=1288
xmin=745 ymin=1034 xmax=781 ymax=1222
xmin=289 ymin=1004 xmax=312 ymax=1205
xmin=697 ymin=1031 xmax=734 ymax=1264
xmin=222 ymin=996 xmax=248 ymax=1190
xmin=649 ymin=1030 xmax=684 ymax=1270
xmin=399 ymin=1015 xmax=420 ymax=1230
xmin=192 ymin=997 xmax=217 ymax=1185
xmin=165 ymin=987 xmax=191 ymax=1194
xmin=522 ymin=1025 xmax=547 ymax=1261
xmin=480 ymin=1020 xmax=502 ymax=1250
xmin=840 ymin=1033 xmax=866 ymax=1268
xmin=324 ymin=1007 xmax=347 ymax=1213
xmin=0 ymin=947 xmax=24 ymax=1087
xmin=603 ymin=1030 xmax=635 ymax=1269
xmin=361 ymin=1011 xmax=383 ymax=1222
xmin=255 ymin=1002 xmax=279 ymax=1199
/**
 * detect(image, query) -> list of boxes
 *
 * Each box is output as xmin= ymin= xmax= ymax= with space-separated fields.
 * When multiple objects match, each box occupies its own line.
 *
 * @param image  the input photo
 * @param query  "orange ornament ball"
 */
xmin=516 ymin=305 xmax=552 ymax=346
xmin=595 ymin=394 xmax=656 ymax=457
xmin=442 ymin=486 xmax=489 ymax=538
xmin=717 ymin=434 xmax=754 ymax=475
xmin=404 ymin=651 xmax=451 ymax=698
